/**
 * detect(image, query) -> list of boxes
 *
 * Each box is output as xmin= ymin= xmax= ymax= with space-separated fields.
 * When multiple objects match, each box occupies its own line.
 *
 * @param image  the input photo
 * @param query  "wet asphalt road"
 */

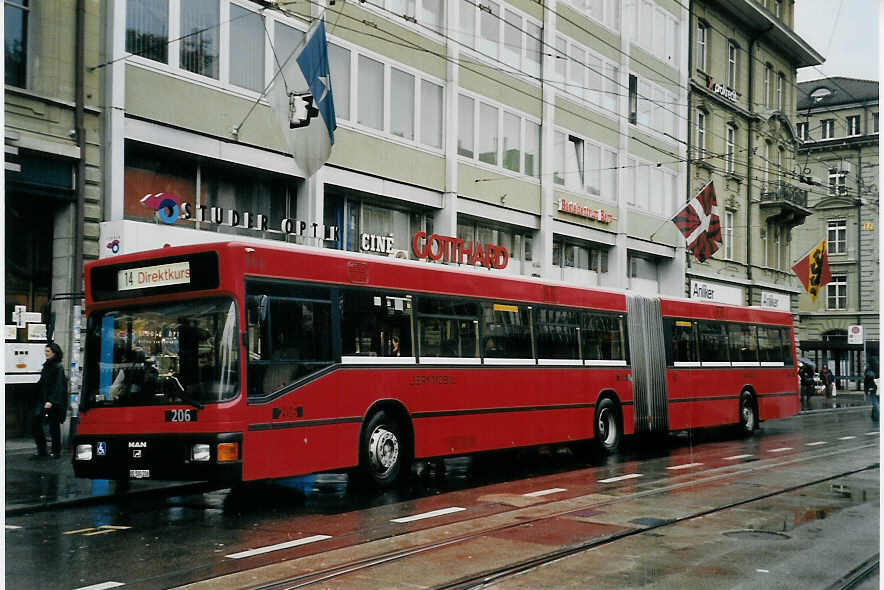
xmin=6 ymin=408 xmax=879 ymax=590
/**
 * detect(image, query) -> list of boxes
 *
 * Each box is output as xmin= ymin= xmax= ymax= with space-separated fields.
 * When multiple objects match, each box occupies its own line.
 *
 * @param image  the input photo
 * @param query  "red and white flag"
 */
xmin=672 ymin=180 xmax=722 ymax=262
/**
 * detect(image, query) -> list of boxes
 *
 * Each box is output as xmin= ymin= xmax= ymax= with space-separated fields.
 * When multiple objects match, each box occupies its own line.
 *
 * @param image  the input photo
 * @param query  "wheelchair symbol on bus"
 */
xmin=97 ymin=441 xmax=107 ymax=456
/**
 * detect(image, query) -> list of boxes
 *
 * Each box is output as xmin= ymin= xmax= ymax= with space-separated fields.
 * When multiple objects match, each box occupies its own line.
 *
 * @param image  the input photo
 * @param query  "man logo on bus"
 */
xmin=141 ymin=193 xmax=182 ymax=224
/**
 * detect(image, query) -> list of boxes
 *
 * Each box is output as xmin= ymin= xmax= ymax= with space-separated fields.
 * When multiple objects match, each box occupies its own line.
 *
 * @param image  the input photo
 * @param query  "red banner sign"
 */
xmin=411 ymin=232 xmax=509 ymax=269
xmin=557 ymin=199 xmax=614 ymax=223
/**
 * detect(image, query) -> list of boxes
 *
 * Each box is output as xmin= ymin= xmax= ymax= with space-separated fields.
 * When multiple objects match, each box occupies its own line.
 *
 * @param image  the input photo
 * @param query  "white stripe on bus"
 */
xmin=225 ymin=535 xmax=332 ymax=559
xmin=391 ymin=507 xmax=466 ymax=523
xmin=73 ymin=583 xmax=125 ymax=590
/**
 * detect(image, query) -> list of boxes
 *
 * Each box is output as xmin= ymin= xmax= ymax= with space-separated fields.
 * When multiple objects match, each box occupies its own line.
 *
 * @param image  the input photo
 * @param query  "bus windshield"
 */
xmin=82 ymin=298 xmax=240 ymax=408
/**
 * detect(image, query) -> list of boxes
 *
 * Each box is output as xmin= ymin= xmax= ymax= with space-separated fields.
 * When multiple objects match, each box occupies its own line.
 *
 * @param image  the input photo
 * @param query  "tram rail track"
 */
xmin=241 ymin=443 xmax=878 ymax=590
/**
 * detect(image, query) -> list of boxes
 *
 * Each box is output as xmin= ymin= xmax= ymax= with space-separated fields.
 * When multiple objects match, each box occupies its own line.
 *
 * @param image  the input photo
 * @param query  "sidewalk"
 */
xmin=4 ymin=391 xmax=875 ymax=515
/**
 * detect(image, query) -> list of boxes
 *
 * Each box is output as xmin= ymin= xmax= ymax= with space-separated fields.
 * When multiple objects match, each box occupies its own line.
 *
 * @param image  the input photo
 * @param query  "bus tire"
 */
xmin=739 ymin=392 xmax=757 ymax=435
xmin=361 ymin=410 xmax=410 ymax=488
xmin=595 ymin=398 xmax=622 ymax=454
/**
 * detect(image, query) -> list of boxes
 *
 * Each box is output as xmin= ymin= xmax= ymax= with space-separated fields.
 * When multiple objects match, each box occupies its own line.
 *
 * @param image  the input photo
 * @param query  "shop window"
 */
xmin=480 ymin=302 xmax=532 ymax=358
xmin=535 ymin=308 xmax=580 ymax=360
xmin=126 ymin=0 xmax=167 ymax=65
xmin=180 ymin=0 xmax=219 ymax=79
xmin=341 ymin=290 xmax=413 ymax=358
xmin=123 ymin=146 xmax=198 ymax=223
xmin=202 ymin=163 xmax=294 ymax=239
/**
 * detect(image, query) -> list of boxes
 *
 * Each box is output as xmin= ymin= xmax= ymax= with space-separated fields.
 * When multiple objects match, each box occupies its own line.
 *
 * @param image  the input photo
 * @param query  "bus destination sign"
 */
xmin=118 ymin=261 xmax=191 ymax=291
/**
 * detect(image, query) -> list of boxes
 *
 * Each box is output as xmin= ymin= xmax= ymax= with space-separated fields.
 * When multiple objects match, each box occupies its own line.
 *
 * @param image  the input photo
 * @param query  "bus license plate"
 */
xmin=129 ymin=469 xmax=150 ymax=479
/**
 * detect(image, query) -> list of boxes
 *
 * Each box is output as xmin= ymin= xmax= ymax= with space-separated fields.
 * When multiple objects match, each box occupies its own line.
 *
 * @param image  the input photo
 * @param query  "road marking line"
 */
xmin=756 ymin=569 xmax=769 ymax=573
xmin=64 ymin=528 xmax=97 ymax=535
xmin=598 ymin=473 xmax=643 ymax=483
xmin=806 ymin=441 xmax=827 ymax=446
xmin=99 ymin=525 xmax=132 ymax=530
xmin=866 ymin=432 xmax=879 ymax=435
xmin=723 ymin=454 xmax=753 ymax=460
xmin=391 ymin=507 xmax=466 ymax=523
xmin=83 ymin=530 xmax=116 ymax=536
xmin=667 ymin=462 xmax=704 ymax=470
xmin=73 ymin=582 xmax=125 ymax=590
xmin=225 ymin=534 xmax=332 ymax=559
xmin=770 ymin=447 xmax=792 ymax=452
xmin=838 ymin=436 xmax=857 ymax=440
xmin=5 ymin=525 xmax=21 ymax=530
xmin=523 ymin=488 xmax=566 ymax=497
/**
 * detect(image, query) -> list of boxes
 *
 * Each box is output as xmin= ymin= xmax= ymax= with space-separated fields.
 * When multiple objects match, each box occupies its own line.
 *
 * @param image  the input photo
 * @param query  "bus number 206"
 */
xmin=165 ymin=409 xmax=198 ymax=422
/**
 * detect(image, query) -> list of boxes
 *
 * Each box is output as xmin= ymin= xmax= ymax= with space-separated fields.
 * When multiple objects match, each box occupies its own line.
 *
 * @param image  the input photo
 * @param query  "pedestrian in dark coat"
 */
xmin=32 ymin=343 xmax=67 ymax=458
xmin=820 ymin=367 xmax=834 ymax=398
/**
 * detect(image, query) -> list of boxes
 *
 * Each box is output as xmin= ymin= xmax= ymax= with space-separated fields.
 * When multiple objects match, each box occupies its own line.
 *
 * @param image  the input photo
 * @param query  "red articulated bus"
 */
xmin=73 ymin=242 xmax=798 ymax=487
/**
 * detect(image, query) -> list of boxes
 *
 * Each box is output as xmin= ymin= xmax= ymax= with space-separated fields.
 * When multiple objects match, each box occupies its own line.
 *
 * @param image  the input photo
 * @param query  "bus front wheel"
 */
xmin=595 ymin=398 xmax=622 ymax=454
xmin=361 ymin=410 xmax=410 ymax=488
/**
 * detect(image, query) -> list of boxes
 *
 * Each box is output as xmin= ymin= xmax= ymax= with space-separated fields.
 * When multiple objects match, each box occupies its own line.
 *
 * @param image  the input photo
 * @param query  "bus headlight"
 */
xmin=76 ymin=444 xmax=93 ymax=461
xmin=191 ymin=444 xmax=211 ymax=462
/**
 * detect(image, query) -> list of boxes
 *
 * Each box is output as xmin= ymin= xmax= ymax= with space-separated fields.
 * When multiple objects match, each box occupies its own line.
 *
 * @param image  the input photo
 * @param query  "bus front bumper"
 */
xmin=72 ymin=432 xmax=243 ymax=482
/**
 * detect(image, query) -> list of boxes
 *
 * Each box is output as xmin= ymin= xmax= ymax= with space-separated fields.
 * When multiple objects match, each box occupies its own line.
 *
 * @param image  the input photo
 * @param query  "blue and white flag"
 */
xmin=270 ymin=18 xmax=337 ymax=177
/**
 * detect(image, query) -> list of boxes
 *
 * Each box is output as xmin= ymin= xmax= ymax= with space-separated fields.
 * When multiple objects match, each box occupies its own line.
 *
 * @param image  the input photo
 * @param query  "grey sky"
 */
xmin=794 ymin=0 xmax=879 ymax=82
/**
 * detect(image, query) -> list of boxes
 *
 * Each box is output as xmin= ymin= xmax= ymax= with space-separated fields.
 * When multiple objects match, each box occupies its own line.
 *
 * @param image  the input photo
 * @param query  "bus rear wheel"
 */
xmin=361 ymin=410 xmax=410 ymax=488
xmin=595 ymin=398 xmax=622 ymax=454
xmin=739 ymin=392 xmax=757 ymax=435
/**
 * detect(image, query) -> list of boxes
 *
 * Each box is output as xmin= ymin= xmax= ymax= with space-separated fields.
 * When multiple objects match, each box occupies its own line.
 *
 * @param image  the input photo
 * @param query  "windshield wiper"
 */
xmin=167 ymin=376 xmax=205 ymax=410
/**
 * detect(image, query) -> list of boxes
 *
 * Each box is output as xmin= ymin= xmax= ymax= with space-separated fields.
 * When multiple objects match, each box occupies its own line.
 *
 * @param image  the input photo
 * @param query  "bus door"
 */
xmin=626 ymin=294 xmax=668 ymax=434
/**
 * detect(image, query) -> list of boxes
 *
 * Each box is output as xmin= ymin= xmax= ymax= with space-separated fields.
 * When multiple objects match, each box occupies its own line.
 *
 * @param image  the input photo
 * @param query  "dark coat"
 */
xmin=35 ymin=357 xmax=67 ymax=416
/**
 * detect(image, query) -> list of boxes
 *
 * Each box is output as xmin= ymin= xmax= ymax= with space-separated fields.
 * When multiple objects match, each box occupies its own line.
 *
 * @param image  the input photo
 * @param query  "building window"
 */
xmin=828 ymin=168 xmax=847 ymax=196
xmin=696 ymin=110 xmax=706 ymax=159
xmin=724 ymin=210 xmax=734 ymax=259
xmin=827 ymin=219 xmax=847 ymax=254
xmin=776 ymin=73 xmax=784 ymax=110
xmin=478 ymin=102 xmax=499 ymax=166
xmin=229 ymin=5 xmax=264 ymax=92
xmin=458 ymin=95 xmax=474 ymax=158
xmin=827 ymin=274 xmax=847 ymax=310
xmin=874 ymin=113 xmax=879 ymax=134
xmin=725 ymin=124 xmax=735 ymax=174
xmin=774 ymin=0 xmax=782 ymax=18
xmin=797 ymin=122 xmax=808 ymax=141
xmin=821 ymin=119 xmax=835 ymax=139
xmin=696 ymin=21 xmax=707 ymax=71
xmin=524 ymin=120 xmax=541 ymax=179
xmin=553 ymin=239 xmax=609 ymax=273
xmin=421 ymin=80 xmax=443 ymax=149
xmin=180 ymin=0 xmax=219 ymax=79
xmin=727 ymin=41 xmax=737 ymax=89
xmin=502 ymin=111 xmax=521 ymax=173
xmin=846 ymin=115 xmax=861 ymax=136
xmin=126 ymin=0 xmax=168 ymax=65
xmin=458 ymin=0 xmax=540 ymax=70
xmin=763 ymin=64 xmax=772 ymax=108
xmin=391 ymin=68 xmax=415 ymax=140
xmin=358 ymin=55 xmax=384 ymax=131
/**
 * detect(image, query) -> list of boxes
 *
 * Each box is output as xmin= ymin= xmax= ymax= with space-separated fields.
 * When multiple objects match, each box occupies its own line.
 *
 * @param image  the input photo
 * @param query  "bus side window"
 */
xmin=416 ymin=296 xmax=478 ymax=358
xmin=582 ymin=312 xmax=627 ymax=362
xmin=670 ymin=320 xmax=699 ymax=363
xmin=758 ymin=326 xmax=783 ymax=363
xmin=480 ymin=303 xmax=532 ymax=359
xmin=535 ymin=307 xmax=580 ymax=360
xmin=780 ymin=328 xmax=794 ymax=365
xmin=728 ymin=323 xmax=758 ymax=363
xmin=341 ymin=290 xmax=413 ymax=357
xmin=698 ymin=321 xmax=729 ymax=364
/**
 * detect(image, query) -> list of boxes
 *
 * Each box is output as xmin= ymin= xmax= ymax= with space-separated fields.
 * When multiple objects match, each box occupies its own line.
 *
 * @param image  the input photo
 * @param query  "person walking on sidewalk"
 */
xmin=820 ymin=367 xmax=834 ymax=398
xmin=32 ymin=343 xmax=67 ymax=459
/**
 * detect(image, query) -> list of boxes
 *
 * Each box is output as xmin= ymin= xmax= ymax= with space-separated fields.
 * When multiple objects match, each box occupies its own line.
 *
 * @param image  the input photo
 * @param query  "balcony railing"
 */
xmin=760 ymin=182 xmax=808 ymax=208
